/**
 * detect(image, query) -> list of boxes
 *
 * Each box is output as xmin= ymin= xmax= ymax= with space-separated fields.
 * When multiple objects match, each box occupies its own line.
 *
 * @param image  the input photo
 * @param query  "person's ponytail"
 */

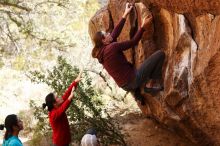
xmin=0 ymin=124 xmax=4 ymax=130
xmin=42 ymin=103 xmax=47 ymax=109
xmin=44 ymin=93 xmax=56 ymax=112
xmin=3 ymin=114 xmax=17 ymax=140
xmin=92 ymin=47 xmax=100 ymax=58
xmin=5 ymin=130 xmax=9 ymax=140
xmin=92 ymin=31 xmax=104 ymax=58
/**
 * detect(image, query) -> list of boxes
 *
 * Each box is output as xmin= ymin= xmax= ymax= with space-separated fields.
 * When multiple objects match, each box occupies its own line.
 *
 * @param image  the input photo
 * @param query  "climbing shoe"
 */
xmin=134 ymin=89 xmax=145 ymax=105
xmin=144 ymin=85 xmax=164 ymax=94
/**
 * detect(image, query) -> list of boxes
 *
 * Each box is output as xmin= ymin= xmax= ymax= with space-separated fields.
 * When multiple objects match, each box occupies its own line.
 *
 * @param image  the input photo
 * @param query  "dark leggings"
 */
xmin=122 ymin=50 xmax=165 ymax=91
xmin=136 ymin=50 xmax=165 ymax=86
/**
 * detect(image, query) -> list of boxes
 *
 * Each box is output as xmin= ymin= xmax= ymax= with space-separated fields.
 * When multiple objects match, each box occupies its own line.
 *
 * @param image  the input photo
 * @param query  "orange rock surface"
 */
xmin=89 ymin=0 xmax=220 ymax=145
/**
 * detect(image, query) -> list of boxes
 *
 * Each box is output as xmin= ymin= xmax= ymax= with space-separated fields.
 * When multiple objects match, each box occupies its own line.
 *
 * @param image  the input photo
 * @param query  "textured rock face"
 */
xmin=146 ymin=0 xmax=220 ymax=15
xmin=89 ymin=0 xmax=220 ymax=145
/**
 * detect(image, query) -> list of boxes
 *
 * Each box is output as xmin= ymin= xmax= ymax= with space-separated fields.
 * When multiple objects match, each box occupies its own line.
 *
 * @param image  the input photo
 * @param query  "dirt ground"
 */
xmin=118 ymin=113 xmax=194 ymax=146
xmin=21 ymin=113 xmax=194 ymax=146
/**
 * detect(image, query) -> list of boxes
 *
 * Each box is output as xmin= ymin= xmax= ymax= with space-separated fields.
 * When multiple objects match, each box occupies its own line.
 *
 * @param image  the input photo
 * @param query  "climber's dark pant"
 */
xmin=122 ymin=50 xmax=165 ymax=92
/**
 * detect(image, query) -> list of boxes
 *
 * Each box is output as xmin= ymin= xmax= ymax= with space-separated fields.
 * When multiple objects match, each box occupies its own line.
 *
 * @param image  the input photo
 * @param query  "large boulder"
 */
xmin=89 ymin=0 xmax=220 ymax=145
xmin=145 ymin=0 xmax=220 ymax=15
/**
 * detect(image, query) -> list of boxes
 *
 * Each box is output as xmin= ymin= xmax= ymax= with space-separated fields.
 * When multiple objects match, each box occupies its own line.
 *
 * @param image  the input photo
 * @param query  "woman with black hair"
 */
xmin=0 ymin=114 xmax=23 ymax=146
xmin=43 ymin=71 xmax=82 ymax=146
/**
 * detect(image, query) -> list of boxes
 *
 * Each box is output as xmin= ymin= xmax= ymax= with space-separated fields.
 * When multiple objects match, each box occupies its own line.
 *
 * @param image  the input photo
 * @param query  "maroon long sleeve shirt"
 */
xmin=49 ymin=81 xmax=78 ymax=146
xmin=98 ymin=18 xmax=145 ymax=87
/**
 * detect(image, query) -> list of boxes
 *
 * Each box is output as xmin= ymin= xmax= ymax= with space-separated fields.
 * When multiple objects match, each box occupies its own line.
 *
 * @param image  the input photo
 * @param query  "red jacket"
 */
xmin=49 ymin=81 xmax=78 ymax=146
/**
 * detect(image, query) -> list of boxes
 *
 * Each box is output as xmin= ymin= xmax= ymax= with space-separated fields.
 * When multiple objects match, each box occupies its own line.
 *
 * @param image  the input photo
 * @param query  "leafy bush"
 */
xmin=28 ymin=56 xmax=126 ymax=146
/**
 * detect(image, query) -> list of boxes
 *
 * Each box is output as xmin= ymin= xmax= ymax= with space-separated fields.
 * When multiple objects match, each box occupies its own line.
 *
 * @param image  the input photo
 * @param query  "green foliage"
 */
xmin=29 ymin=100 xmax=53 ymax=146
xmin=0 ymin=58 xmax=4 ymax=68
xmin=12 ymin=55 xmax=27 ymax=70
xmin=0 ymin=0 xmax=101 ymax=77
xmin=2 ymin=0 xmax=19 ymax=4
xmin=28 ymin=56 xmax=126 ymax=146
xmin=18 ymin=110 xmax=34 ymax=136
xmin=80 ymin=0 xmax=100 ymax=19
xmin=20 ymin=21 xmax=34 ymax=37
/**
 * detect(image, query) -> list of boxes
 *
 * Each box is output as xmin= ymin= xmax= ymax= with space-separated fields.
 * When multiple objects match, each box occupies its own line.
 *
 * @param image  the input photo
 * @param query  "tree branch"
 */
xmin=6 ymin=11 xmax=22 ymax=26
xmin=121 ymin=91 xmax=129 ymax=102
xmin=85 ymin=69 xmax=113 ymax=91
xmin=34 ymin=0 xmax=67 ymax=10
xmin=0 ymin=1 xmax=31 ymax=12
xmin=0 ymin=26 xmax=15 ymax=52
xmin=5 ymin=22 xmax=20 ymax=52
xmin=0 ymin=9 xmax=25 ymax=27
xmin=28 ymin=32 xmax=76 ymax=51
xmin=84 ymin=68 xmax=130 ymax=102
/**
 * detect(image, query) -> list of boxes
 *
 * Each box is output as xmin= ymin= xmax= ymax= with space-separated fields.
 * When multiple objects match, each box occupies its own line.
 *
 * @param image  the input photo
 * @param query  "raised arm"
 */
xmin=61 ymin=81 xmax=78 ymax=101
xmin=110 ymin=18 xmax=126 ymax=41
xmin=110 ymin=3 xmax=133 ymax=41
xmin=51 ymin=87 xmax=75 ymax=120
xmin=112 ymin=28 xmax=145 ymax=51
xmin=62 ymin=70 xmax=83 ymax=101
xmin=113 ymin=15 xmax=153 ymax=51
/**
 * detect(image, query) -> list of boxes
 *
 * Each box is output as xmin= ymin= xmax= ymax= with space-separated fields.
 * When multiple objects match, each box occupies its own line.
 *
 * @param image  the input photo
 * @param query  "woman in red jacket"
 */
xmin=91 ymin=3 xmax=165 ymax=105
xmin=43 ymin=72 xmax=82 ymax=146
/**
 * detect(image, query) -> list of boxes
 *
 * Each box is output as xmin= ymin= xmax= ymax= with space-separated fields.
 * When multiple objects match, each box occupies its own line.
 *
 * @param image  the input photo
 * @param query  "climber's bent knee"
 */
xmin=154 ymin=50 xmax=165 ymax=60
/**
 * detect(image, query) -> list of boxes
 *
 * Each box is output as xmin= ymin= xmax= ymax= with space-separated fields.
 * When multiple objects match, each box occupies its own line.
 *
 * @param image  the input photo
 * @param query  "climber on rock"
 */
xmin=91 ymin=2 xmax=165 ymax=105
xmin=42 ymin=71 xmax=82 ymax=146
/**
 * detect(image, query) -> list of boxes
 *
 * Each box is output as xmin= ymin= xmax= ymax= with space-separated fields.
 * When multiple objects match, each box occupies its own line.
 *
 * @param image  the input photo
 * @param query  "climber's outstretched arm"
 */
xmin=110 ymin=3 xmax=133 ymax=41
xmin=112 ymin=27 xmax=145 ymax=51
xmin=113 ymin=15 xmax=153 ymax=51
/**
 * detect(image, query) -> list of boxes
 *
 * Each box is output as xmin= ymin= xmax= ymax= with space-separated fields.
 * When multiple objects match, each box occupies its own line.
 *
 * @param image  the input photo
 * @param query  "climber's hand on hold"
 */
xmin=141 ymin=14 xmax=153 ymax=30
xmin=123 ymin=2 xmax=133 ymax=18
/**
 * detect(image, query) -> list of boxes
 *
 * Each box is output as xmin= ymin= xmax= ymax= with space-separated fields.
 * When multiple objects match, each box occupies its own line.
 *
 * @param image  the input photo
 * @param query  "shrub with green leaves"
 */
xmin=28 ymin=56 xmax=126 ymax=146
